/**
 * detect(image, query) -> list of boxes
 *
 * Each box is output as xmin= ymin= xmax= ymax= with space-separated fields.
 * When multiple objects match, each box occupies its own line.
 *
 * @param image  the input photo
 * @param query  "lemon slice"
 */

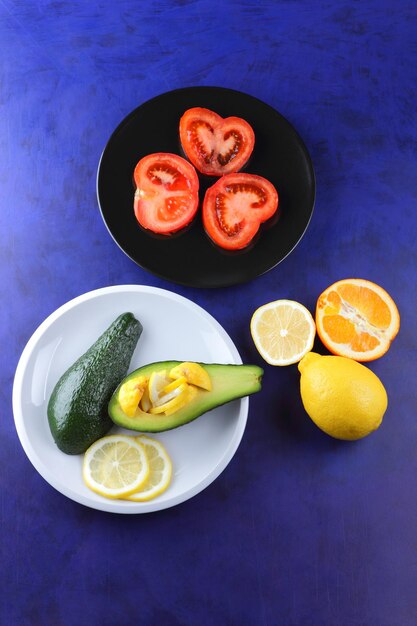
xmin=148 ymin=370 xmax=168 ymax=406
xmin=83 ymin=435 xmax=149 ymax=499
xmin=140 ymin=385 xmax=151 ymax=413
xmin=149 ymin=383 xmax=189 ymax=414
xmin=164 ymin=384 xmax=198 ymax=415
xmin=169 ymin=362 xmax=212 ymax=391
xmin=153 ymin=382 xmax=187 ymax=408
xmin=251 ymin=299 xmax=316 ymax=365
xmin=163 ymin=376 xmax=187 ymax=394
xmin=126 ymin=436 xmax=172 ymax=501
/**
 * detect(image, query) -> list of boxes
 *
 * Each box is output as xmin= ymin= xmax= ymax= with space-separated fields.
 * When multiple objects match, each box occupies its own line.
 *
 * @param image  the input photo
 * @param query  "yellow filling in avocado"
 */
xmin=118 ymin=363 xmax=211 ymax=418
xmin=118 ymin=376 xmax=148 ymax=417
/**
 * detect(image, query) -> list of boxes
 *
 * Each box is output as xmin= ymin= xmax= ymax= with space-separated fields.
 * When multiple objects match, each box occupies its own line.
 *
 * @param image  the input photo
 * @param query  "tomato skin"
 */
xmin=133 ymin=153 xmax=199 ymax=234
xmin=202 ymin=173 xmax=279 ymax=250
xmin=179 ymin=107 xmax=255 ymax=176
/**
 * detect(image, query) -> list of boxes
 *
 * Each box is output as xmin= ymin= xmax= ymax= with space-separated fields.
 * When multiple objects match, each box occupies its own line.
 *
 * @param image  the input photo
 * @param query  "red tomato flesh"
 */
xmin=179 ymin=107 xmax=255 ymax=176
xmin=134 ymin=153 xmax=199 ymax=234
xmin=202 ymin=173 xmax=279 ymax=250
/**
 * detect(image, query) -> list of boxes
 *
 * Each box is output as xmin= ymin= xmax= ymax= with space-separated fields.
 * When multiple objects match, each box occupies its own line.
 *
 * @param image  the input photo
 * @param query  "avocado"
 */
xmin=48 ymin=313 xmax=142 ymax=454
xmin=108 ymin=361 xmax=263 ymax=432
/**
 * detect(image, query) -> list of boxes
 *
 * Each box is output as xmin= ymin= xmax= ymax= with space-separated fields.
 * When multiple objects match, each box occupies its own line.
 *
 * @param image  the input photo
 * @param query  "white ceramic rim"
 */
xmin=12 ymin=285 xmax=248 ymax=514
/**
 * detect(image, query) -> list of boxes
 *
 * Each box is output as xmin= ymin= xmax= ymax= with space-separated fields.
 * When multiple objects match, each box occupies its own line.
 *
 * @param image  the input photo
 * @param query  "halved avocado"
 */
xmin=108 ymin=361 xmax=263 ymax=432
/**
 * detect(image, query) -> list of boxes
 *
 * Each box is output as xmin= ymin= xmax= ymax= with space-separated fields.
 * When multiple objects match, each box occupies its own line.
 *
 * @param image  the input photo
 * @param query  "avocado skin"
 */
xmin=109 ymin=362 xmax=263 ymax=433
xmin=47 ymin=313 xmax=142 ymax=454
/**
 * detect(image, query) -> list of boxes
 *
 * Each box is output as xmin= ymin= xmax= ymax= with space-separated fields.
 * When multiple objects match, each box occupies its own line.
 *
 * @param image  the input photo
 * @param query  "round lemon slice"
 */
xmin=251 ymin=299 xmax=316 ymax=365
xmin=126 ymin=436 xmax=173 ymax=502
xmin=83 ymin=435 xmax=149 ymax=499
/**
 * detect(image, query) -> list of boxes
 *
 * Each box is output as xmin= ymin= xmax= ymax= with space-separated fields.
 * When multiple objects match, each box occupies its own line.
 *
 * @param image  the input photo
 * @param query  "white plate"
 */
xmin=12 ymin=285 xmax=248 ymax=514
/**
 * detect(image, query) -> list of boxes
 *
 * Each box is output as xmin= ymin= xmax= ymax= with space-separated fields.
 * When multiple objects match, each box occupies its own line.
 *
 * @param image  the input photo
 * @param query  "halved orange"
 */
xmin=316 ymin=278 xmax=400 ymax=361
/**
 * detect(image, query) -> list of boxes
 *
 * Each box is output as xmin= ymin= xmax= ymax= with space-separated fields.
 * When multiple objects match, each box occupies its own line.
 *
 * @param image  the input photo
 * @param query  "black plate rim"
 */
xmin=96 ymin=86 xmax=316 ymax=288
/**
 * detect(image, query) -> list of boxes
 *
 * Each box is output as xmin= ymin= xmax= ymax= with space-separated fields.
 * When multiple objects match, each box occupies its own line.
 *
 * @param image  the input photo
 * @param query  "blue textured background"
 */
xmin=2 ymin=1 xmax=416 ymax=624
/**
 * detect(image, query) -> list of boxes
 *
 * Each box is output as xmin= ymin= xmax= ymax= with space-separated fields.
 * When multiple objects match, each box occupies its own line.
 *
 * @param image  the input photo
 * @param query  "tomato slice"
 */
xmin=133 ymin=153 xmax=199 ymax=234
xmin=202 ymin=173 xmax=279 ymax=250
xmin=179 ymin=107 xmax=255 ymax=176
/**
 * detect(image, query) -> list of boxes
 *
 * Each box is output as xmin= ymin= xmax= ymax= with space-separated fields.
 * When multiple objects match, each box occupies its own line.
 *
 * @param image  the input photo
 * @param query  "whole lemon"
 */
xmin=298 ymin=352 xmax=387 ymax=440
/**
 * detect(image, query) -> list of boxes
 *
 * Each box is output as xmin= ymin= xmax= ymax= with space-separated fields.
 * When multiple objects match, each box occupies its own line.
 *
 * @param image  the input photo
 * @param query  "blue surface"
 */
xmin=1 ymin=1 xmax=416 ymax=624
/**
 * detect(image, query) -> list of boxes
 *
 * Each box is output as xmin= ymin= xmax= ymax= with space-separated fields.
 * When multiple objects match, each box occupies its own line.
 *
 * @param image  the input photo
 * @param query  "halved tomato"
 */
xmin=179 ymin=107 xmax=255 ymax=176
xmin=202 ymin=173 xmax=279 ymax=250
xmin=133 ymin=153 xmax=199 ymax=234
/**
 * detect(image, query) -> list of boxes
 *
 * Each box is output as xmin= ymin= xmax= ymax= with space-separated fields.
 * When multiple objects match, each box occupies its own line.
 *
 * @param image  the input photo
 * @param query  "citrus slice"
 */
xmin=169 ymin=362 xmax=212 ymax=390
xmin=83 ymin=435 xmax=149 ymax=499
xmin=126 ymin=436 xmax=173 ymax=502
xmin=250 ymin=299 xmax=316 ymax=365
xmin=164 ymin=384 xmax=198 ymax=416
xmin=140 ymin=385 xmax=151 ymax=413
xmin=315 ymin=278 xmax=400 ymax=361
xmin=149 ymin=383 xmax=189 ymax=414
xmin=154 ymin=382 xmax=187 ymax=407
xmin=163 ymin=376 xmax=187 ymax=394
xmin=148 ymin=370 xmax=169 ymax=406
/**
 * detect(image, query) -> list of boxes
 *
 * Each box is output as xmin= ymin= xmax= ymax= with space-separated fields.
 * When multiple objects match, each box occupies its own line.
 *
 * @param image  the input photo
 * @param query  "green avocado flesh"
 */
xmin=108 ymin=361 xmax=263 ymax=432
xmin=47 ymin=313 xmax=142 ymax=454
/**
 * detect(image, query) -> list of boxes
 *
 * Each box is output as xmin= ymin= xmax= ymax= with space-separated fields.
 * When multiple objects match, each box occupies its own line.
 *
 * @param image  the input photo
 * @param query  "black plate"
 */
xmin=97 ymin=87 xmax=315 ymax=288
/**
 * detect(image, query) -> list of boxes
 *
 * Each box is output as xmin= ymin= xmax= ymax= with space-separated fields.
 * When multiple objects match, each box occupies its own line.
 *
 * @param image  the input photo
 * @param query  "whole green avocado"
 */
xmin=47 ymin=312 xmax=142 ymax=454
